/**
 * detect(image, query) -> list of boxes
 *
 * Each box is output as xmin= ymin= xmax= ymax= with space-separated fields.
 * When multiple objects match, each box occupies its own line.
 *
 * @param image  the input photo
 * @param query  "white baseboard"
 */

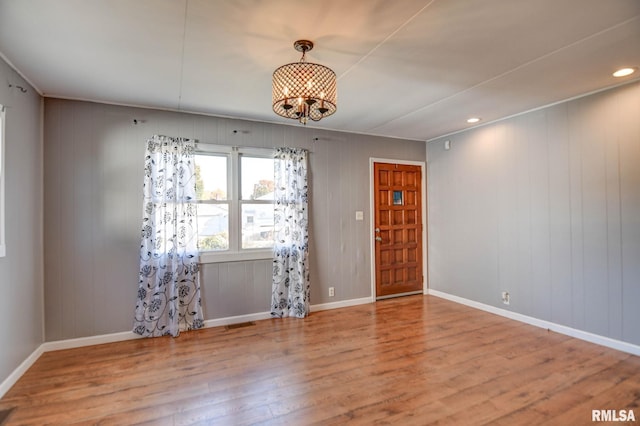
xmin=41 ymin=330 xmax=142 ymax=352
xmin=311 ymin=297 xmax=372 ymax=312
xmin=428 ymin=289 xmax=640 ymax=357
xmin=202 ymin=298 xmax=373 ymax=325
xmin=0 ymin=345 xmax=44 ymax=399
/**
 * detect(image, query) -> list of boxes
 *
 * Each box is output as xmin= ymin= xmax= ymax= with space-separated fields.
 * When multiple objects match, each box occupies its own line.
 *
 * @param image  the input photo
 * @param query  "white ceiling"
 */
xmin=1 ymin=0 xmax=639 ymax=141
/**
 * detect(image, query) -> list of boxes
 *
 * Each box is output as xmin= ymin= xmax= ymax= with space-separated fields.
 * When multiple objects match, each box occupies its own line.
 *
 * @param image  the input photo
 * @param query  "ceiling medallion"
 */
xmin=272 ymin=40 xmax=337 ymax=125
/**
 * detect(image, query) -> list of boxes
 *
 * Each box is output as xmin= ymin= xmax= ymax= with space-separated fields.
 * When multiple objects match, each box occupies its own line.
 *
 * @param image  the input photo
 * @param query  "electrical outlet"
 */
xmin=329 ymin=287 xmax=335 ymax=297
xmin=501 ymin=291 xmax=510 ymax=305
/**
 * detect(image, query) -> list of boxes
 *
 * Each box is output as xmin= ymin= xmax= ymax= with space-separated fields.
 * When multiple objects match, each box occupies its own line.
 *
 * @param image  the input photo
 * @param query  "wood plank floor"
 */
xmin=1 ymin=295 xmax=639 ymax=425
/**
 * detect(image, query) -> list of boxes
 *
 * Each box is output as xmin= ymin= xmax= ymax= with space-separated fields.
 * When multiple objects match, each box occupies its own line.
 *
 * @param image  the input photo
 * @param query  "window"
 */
xmin=195 ymin=146 xmax=274 ymax=262
xmin=0 ymin=105 xmax=5 ymax=257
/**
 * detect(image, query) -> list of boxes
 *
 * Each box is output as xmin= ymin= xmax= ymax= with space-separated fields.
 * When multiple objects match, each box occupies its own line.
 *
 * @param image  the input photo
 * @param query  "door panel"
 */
xmin=374 ymin=162 xmax=423 ymax=298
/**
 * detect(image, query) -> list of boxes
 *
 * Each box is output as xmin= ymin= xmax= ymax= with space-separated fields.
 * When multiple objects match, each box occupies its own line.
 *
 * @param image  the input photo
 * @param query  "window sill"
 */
xmin=198 ymin=249 xmax=272 ymax=264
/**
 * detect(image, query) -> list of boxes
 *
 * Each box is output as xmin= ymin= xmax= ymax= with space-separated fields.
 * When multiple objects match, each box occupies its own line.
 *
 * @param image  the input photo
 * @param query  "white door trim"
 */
xmin=369 ymin=158 xmax=428 ymax=302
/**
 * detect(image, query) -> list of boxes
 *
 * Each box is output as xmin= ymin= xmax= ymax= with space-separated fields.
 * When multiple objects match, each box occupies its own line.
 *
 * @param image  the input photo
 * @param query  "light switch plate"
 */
xmin=355 ymin=211 xmax=364 ymax=221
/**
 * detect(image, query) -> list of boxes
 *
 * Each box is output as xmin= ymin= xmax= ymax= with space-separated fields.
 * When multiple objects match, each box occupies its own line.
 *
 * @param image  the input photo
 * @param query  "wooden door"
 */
xmin=374 ymin=162 xmax=423 ymax=298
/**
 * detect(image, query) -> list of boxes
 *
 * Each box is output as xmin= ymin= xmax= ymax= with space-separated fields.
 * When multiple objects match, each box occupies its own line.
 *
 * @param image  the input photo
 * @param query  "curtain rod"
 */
xmin=197 ymin=141 xmax=312 ymax=151
xmin=139 ymin=129 xmax=314 ymax=152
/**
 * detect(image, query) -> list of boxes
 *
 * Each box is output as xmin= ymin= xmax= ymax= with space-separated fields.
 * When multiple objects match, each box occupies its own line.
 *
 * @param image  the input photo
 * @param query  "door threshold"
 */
xmin=376 ymin=290 xmax=423 ymax=301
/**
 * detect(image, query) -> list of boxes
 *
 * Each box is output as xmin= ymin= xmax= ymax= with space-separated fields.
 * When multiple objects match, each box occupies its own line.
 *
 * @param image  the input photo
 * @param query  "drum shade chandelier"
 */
xmin=272 ymin=40 xmax=337 ymax=124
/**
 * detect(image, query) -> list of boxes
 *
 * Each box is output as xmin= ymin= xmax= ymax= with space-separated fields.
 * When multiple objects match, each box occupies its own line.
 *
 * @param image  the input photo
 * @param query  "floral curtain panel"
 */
xmin=134 ymin=135 xmax=204 ymax=337
xmin=271 ymin=147 xmax=310 ymax=318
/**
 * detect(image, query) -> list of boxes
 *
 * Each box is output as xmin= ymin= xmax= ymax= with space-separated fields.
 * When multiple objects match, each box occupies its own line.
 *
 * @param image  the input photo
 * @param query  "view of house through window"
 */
xmin=195 ymin=154 xmax=229 ymax=251
xmin=240 ymin=156 xmax=275 ymax=249
xmin=195 ymin=148 xmax=274 ymax=255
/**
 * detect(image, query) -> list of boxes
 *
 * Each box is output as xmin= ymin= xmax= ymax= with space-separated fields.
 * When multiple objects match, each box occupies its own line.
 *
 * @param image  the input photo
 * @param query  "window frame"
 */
xmin=196 ymin=145 xmax=274 ymax=264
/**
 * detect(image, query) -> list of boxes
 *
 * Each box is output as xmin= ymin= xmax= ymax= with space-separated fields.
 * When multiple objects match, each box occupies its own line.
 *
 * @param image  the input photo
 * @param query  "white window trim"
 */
xmin=196 ymin=144 xmax=274 ymax=264
xmin=198 ymin=249 xmax=273 ymax=264
xmin=0 ymin=105 xmax=6 ymax=257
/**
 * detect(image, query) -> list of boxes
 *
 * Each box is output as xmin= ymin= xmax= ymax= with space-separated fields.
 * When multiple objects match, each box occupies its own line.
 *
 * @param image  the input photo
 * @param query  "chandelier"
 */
xmin=272 ymin=40 xmax=337 ymax=125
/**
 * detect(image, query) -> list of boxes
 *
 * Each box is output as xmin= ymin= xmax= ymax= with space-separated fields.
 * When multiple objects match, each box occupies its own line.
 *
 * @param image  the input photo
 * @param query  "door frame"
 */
xmin=369 ymin=158 xmax=428 ymax=302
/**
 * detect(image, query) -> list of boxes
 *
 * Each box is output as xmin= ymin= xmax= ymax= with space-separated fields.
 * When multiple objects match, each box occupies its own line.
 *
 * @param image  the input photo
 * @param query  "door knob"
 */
xmin=375 ymin=228 xmax=380 ymax=233
xmin=375 ymin=236 xmax=382 ymax=242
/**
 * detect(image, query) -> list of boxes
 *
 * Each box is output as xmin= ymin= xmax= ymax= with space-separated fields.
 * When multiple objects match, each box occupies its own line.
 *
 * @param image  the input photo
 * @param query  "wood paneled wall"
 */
xmin=43 ymin=99 xmax=426 ymax=341
xmin=0 ymin=58 xmax=44 ymax=384
xmin=427 ymin=81 xmax=640 ymax=345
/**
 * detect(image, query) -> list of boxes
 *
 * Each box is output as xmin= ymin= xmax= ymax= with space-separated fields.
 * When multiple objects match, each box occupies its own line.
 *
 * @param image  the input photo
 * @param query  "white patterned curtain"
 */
xmin=133 ymin=135 xmax=204 ymax=337
xmin=271 ymin=147 xmax=310 ymax=318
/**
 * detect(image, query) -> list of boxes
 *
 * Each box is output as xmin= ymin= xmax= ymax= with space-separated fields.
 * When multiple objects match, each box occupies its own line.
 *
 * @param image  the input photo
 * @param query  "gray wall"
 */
xmin=427 ymin=80 xmax=640 ymax=345
xmin=43 ymin=99 xmax=426 ymax=341
xmin=0 ymin=59 xmax=44 ymax=383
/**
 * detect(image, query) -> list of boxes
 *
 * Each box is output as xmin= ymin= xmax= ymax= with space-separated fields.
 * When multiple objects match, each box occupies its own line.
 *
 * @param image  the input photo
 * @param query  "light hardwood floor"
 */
xmin=1 ymin=295 xmax=639 ymax=425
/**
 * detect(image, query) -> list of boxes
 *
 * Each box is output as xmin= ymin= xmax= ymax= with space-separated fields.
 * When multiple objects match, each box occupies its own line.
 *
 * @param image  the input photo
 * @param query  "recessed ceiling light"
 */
xmin=467 ymin=117 xmax=481 ymax=123
xmin=613 ymin=67 xmax=635 ymax=77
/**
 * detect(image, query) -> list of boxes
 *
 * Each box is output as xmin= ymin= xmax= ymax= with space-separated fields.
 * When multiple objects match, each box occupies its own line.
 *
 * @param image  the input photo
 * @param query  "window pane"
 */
xmin=241 ymin=204 xmax=274 ymax=249
xmin=197 ymin=203 xmax=229 ymax=251
xmin=195 ymin=154 xmax=227 ymax=200
xmin=241 ymin=156 xmax=274 ymax=200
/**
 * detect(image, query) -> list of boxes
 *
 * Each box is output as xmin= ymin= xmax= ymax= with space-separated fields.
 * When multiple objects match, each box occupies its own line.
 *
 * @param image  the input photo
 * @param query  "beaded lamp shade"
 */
xmin=272 ymin=40 xmax=337 ymax=124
